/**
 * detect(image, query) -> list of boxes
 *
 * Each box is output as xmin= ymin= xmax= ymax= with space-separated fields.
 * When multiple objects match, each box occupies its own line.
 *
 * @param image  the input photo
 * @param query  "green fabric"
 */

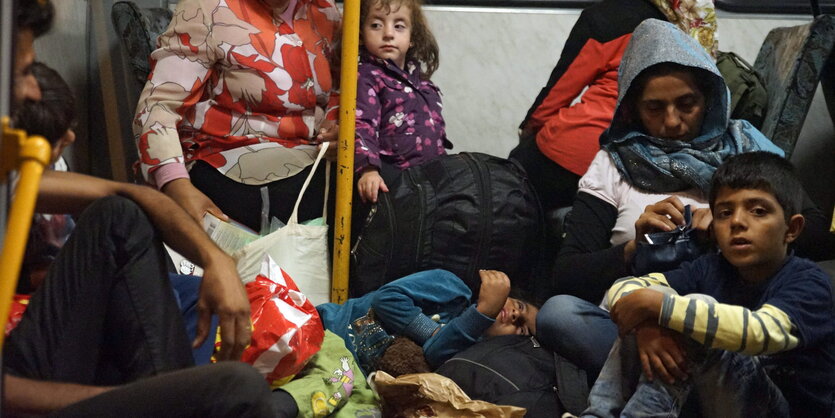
xmin=716 ymin=51 xmax=767 ymax=129
xmin=283 ymin=330 xmax=381 ymax=418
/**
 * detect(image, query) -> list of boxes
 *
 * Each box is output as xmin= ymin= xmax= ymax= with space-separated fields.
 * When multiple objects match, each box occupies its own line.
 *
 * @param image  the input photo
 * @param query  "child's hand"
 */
xmin=635 ymin=322 xmax=688 ymax=384
xmin=476 ymin=270 xmax=511 ymax=318
xmin=610 ymin=288 xmax=663 ymax=336
xmin=358 ymin=168 xmax=389 ymax=203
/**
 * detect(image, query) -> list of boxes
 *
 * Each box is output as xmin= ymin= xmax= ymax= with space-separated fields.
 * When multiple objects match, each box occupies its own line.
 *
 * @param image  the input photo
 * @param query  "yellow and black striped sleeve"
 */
xmin=659 ymin=295 xmax=798 ymax=355
xmin=606 ymin=273 xmax=799 ymax=355
xmin=606 ymin=273 xmax=672 ymax=308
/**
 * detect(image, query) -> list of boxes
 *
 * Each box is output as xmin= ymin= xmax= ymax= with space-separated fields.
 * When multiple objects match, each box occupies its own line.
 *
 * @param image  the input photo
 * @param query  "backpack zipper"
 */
xmin=443 ymin=358 xmax=520 ymax=391
xmin=461 ymin=153 xmax=492 ymax=284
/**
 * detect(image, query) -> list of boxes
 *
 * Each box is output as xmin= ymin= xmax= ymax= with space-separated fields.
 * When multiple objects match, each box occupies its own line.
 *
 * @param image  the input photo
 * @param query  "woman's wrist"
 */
xmin=624 ymin=239 xmax=637 ymax=263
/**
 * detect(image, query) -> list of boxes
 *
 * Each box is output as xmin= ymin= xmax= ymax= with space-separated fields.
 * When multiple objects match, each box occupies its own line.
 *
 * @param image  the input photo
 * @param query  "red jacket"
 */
xmin=521 ymin=0 xmax=665 ymax=176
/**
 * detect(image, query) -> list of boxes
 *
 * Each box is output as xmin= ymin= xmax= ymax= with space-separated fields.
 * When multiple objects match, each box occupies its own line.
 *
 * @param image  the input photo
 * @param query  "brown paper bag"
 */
xmin=373 ymin=371 xmax=526 ymax=418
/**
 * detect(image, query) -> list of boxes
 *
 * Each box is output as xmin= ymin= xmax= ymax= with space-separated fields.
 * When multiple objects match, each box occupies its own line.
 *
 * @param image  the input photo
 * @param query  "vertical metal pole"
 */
xmin=0 ymin=121 xmax=52 ymax=346
xmin=331 ymin=0 xmax=360 ymax=303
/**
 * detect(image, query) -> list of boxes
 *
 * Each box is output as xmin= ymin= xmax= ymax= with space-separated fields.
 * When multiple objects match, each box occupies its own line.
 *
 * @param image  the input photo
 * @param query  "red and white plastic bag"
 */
xmin=236 ymin=255 xmax=325 ymax=387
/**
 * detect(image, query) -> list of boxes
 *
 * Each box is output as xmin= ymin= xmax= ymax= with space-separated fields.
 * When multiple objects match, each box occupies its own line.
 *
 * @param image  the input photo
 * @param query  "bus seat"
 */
xmin=0 ymin=117 xmax=51 ymax=346
xmin=111 ymin=1 xmax=173 ymax=92
xmin=753 ymin=14 xmax=835 ymax=158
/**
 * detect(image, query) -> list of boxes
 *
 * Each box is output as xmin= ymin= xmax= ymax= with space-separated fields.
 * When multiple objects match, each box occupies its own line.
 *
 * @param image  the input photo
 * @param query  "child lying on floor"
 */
xmin=317 ymin=269 xmax=539 ymax=373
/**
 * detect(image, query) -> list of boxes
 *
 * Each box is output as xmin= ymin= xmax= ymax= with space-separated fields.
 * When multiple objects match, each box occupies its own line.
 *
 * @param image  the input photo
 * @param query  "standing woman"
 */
xmin=511 ymin=0 xmax=717 ymax=211
xmin=134 ymin=0 xmax=341 ymax=231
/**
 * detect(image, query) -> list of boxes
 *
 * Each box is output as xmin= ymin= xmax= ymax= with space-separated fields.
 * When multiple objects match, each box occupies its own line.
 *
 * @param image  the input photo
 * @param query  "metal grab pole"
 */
xmin=0 ymin=118 xmax=52 ymax=347
xmin=331 ymin=0 xmax=360 ymax=303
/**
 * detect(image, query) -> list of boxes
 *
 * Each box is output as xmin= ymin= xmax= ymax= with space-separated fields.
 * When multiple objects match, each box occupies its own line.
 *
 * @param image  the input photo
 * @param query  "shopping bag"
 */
xmin=373 ymin=371 xmax=526 ymax=418
xmin=5 ymin=294 xmax=30 ymax=336
xmin=234 ymin=142 xmax=332 ymax=305
xmin=239 ymin=255 xmax=325 ymax=387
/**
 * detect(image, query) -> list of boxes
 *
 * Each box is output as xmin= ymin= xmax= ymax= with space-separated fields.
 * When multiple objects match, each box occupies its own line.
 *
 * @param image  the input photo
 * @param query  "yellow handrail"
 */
xmin=0 ymin=117 xmax=51 ymax=346
xmin=331 ymin=0 xmax=360 ymax=304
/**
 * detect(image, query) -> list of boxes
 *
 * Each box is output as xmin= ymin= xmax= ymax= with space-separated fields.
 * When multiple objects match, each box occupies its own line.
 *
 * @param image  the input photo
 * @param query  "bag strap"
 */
xmin=288 ymin=141 xmax=329 ymax=225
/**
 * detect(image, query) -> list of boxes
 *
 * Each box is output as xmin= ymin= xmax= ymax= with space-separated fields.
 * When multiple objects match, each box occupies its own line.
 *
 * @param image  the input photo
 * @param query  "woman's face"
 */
xmin=636 ymin=70 xmax=706 ymax=142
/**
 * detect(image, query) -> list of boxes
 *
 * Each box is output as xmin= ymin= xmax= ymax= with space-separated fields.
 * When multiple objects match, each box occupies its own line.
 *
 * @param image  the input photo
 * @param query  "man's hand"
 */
xmin=194 ymin=253 xmax=251 ymax=361
xmin=610 ymin=288 xmax=663 ymax=335
xmin=476 ymin=270 xmax=511 ymax=318
xmin=36 ymin=172 xmax=251 ymax=361
xmin=357 ymin=168 xmax=389 ymax=203
xmin=162 ymin=178 xmax=227 ymax=224
xmin=635 ymin=323 xmax=688 ymax=384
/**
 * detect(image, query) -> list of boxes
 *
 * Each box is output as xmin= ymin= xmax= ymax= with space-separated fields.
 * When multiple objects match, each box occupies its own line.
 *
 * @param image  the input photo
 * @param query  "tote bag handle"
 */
xmin=288 ymin=141 xmax=330 ymax=225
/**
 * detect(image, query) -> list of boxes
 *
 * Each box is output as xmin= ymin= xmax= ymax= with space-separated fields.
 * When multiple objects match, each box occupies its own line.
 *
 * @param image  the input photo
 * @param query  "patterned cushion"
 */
xmin=753 ymin=14 xmax=835 ymax=158
xmin=111 ymin=1 xmax=172 ymax=89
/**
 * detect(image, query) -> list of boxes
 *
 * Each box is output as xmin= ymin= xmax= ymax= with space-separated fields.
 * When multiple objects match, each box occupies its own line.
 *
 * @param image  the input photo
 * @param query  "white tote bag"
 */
xmin=234 ymin=142 xmax=332 ymax=305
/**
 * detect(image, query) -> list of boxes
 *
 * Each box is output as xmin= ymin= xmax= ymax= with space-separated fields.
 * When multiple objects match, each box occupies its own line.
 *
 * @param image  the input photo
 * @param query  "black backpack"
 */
xmin=435 ymin=335 xmax=562 ymax=417
xmin=350 ymin=152 xmax=546 ymax=297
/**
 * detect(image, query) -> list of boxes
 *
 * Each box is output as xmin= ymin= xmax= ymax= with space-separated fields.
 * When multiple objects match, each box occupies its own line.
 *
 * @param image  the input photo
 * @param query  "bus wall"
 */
xmin=34 ymin=3 xmax=835 ymax=218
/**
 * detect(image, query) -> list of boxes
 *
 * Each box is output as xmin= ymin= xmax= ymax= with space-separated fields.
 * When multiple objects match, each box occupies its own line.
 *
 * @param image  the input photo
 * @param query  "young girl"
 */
xmin=354 ymin=0 xmax=451 ymax=203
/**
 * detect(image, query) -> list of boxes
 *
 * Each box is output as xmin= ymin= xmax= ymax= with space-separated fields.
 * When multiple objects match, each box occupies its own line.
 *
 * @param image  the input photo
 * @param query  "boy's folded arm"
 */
xmin=421 ymin=305 xmax=495 ymax=368
xmin=606 ymin=273 xmax=672 ymax=309
xmin=370 ymin=270 xmax=473 ymax=343
xmin=660 ymin=295 xmax=798 ymax=356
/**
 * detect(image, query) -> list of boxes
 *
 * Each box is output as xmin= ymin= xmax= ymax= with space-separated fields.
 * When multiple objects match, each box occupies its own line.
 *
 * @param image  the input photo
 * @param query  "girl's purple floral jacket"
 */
xmin=354 ymin=50 xmax=452 ymax=173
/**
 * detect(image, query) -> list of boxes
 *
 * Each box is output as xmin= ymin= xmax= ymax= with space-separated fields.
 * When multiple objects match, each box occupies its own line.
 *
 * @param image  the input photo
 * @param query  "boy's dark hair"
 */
xmin=709 ymin=151 xmax=803 ymax=221
xmin=16 ymin=0 xmax=54 ymax=37
xmin=359 ymin=0 xmax=440 ymax=78
xmin=13 ymin=62 xmax=76 ymax=146
xmin=508 ymin=287 xmax=543 ymax=310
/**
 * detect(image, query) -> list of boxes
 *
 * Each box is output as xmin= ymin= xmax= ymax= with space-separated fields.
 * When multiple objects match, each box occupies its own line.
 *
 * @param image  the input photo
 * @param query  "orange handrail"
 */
xmin=0 ymin=117 xmax=51 ymax=345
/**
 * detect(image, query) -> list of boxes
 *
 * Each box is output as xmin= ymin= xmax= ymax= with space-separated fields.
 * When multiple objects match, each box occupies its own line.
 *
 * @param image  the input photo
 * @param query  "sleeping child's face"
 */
xmin=483 ymin=298 xmax=538 ymax=337
xmin=362 ymin=1 xmax=412 ymax=69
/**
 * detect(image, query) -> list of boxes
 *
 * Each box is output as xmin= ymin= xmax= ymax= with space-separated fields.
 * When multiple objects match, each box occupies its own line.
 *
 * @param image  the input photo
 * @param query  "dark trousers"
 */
xmin=191 ymin=159 xmax=334 ymax=232
xmin=508 ymin=134 xmax=581 ymax=212
xmin=4 ymin=196 xmax=278 ymax=416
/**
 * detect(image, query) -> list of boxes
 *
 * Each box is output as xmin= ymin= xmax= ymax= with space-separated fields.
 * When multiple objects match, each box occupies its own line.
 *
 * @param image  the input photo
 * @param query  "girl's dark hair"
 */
xmin=13 ymin=62 xmax=76 ymax=146
xmin=360 ymin=0 xmax=440 ymax=78
xmin=621 ymin=62 xmax=715 ymax=129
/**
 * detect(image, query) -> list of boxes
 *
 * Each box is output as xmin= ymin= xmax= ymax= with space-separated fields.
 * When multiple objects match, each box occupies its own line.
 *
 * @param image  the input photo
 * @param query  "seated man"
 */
xmin=3 ymin=1 xmax=278 ymax=415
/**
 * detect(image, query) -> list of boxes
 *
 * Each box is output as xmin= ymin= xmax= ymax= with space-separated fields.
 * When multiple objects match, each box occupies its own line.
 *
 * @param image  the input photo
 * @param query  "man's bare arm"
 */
xmin=36 ymin=170 xmax=250 ymax=359
xmin=3 ymin=374 xmax=114 ymax=415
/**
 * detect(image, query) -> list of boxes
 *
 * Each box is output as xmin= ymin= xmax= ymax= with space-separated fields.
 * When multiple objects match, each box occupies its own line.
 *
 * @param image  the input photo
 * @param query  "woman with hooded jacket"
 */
xmin=511 ymin=0 xmax=717 ymax=211
xmin=536 ymin=18 xmax=834 ymax=386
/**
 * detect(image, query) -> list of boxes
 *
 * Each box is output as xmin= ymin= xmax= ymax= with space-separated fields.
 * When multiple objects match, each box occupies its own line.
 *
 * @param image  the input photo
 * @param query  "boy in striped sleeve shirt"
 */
xmin=581 ymin=152 xmax=835 ymax=417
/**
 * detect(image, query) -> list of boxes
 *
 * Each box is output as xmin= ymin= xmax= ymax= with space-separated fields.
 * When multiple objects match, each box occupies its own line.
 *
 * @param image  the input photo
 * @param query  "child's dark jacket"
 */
xmin=353 ymin=49 xmax=450 ymax=173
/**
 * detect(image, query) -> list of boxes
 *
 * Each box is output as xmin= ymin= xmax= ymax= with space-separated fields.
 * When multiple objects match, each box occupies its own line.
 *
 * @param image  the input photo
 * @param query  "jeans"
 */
xmin=536 ymin=295 xmax=618 ymax=386
xmin=582 ymin=334 xmax=789 ymax=418
xmin=4 ymin=196 xmax=279 ymax=416
xmin=580 ymin=289 xmax=790 ymax=418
